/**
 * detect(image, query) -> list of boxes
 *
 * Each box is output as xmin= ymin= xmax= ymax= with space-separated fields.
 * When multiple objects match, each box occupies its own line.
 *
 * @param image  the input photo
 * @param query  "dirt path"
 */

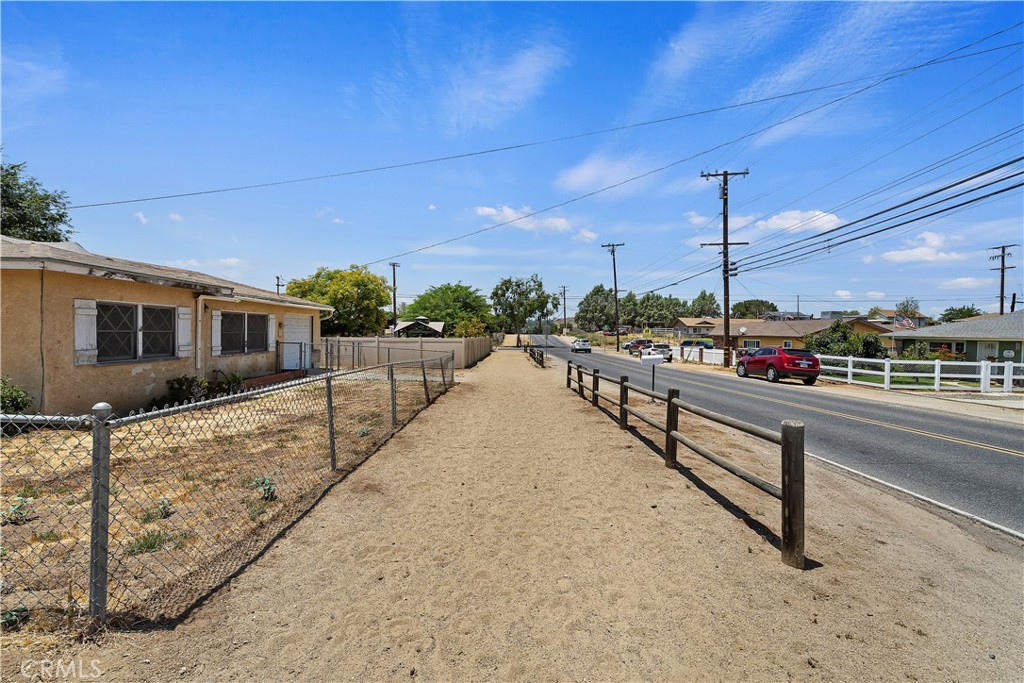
xmin=9 ymin=349 xmax=1023 ymax=681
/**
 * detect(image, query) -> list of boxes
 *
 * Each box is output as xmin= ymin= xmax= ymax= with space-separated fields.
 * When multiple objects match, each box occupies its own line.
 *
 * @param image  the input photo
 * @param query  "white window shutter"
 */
xmin=267 ymin=314 xmax=276 ymax=353
xmin=211 ymin=310 xmax=222 ymax=357
xmin=74 ymin=299 xmax=98 ymax=365
xmin=177 ymin=306 xmax=193 ymax=358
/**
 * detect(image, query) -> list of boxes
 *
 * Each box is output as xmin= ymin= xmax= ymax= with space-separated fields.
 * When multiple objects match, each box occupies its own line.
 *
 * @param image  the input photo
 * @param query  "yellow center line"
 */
xmin=675 ymin=377 xmax=1024 ymax=458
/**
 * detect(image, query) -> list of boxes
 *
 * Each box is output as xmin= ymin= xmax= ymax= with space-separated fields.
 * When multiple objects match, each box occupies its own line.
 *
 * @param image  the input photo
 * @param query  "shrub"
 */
xmin=1 ymin=377 xmax=32 ymax=414
xmin=248 ymin=476 xmax=277 ymax=502
xmin=1 ymin=497 xmax=32 ymax=526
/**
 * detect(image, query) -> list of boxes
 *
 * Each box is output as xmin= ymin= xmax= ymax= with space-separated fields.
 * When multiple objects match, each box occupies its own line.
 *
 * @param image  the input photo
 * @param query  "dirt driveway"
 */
xmin=6 ymin=349 xmax=1023 ymax=681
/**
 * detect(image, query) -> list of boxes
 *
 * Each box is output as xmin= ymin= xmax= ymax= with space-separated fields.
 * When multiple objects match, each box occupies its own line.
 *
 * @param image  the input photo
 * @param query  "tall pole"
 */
xmin=560 ymin=286 xmax=568 ymax=332
xmin=275 ymin=276 xmax=284 ymax=295
xmin=602 ymin=243 xmax=625 ymax=352
xmin=701 ymin=170 xmax=748 ymax=367
xmin=989 ymin=244 xmax=1018 ymax=315
xmin=389 ymin=262 xmax=400 ymax=332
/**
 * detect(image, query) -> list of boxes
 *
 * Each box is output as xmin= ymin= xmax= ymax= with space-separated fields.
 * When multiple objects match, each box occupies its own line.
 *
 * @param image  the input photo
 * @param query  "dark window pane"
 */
xmin=97 ymin=303 xmax=136 ymax=362
xmin=221 ymin=313 xmax=245 ymax=354
xmin=142 ymin=306 xmax=175 ymax=358
xmin=246 ymin=314 xmax=268 ymax=352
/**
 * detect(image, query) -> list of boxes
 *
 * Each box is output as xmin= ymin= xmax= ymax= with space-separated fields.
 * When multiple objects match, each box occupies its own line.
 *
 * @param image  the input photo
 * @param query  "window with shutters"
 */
xmin=221 ymin=312 xmax=245 ymax=354
xmin=219 ymin=312 xmax=269 ymax=354
xmin=95 ymin=302 xmax=177 ymax=363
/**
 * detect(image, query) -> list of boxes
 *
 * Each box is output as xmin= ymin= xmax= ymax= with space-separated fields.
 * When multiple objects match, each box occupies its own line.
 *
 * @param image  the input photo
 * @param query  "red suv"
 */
xmin=736 ymin=347 xmax=820 ymax=385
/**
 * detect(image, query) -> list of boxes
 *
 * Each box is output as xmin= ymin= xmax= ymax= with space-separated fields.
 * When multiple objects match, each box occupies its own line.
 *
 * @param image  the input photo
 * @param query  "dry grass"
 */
xmin=1 ymin=371 xmax=447 ymax=628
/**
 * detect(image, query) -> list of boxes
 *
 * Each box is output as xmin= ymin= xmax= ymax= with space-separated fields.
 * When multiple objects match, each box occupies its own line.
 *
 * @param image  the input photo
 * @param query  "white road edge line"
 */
xmin=806 ymin=450 xmax=1024 ymax=542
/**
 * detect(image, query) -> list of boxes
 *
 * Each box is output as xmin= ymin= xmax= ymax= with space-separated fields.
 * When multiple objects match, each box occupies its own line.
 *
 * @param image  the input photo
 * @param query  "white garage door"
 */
xmin=282 ymin=314 xmax=312 ymax=369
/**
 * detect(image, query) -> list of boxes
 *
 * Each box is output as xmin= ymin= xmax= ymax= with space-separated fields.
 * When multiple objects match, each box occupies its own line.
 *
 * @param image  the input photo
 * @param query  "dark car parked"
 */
xmin=681 ymin=339 xmax=714 ymax=349
xmin=736 ymin=346 xmax=820 ymax=385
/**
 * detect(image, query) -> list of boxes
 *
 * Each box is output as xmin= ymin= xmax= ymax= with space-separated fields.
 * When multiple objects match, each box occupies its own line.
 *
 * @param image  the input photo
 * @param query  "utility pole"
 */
xmin=275 ymin=276 xmax=284 ymax=295
xmin=989 ymin=244 xmax=1018 ymax=314
xmin=560 ymin=286 xmax=568 ymax=333
xmin=389 ymin=262 xmax=400 ymax=332
xmin=701 ymin=169 xmax=749 ymax=367
xmin=601 ymin=243 xmax=625 ymax=352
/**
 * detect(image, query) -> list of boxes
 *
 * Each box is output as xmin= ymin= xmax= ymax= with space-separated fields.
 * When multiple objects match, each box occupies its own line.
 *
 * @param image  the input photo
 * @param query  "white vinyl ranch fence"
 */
xmin=817 ymin=356 xmax=1023 ymax=393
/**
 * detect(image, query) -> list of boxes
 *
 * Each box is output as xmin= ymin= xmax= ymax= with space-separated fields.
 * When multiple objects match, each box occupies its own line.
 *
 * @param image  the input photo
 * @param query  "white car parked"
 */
xmin=642 ymin=343 xmax=673 ymax=362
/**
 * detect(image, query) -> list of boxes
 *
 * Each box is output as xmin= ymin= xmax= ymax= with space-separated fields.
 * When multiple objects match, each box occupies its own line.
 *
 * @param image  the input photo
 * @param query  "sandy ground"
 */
xmin=4 ymin=349 xmax=1023 ymax=682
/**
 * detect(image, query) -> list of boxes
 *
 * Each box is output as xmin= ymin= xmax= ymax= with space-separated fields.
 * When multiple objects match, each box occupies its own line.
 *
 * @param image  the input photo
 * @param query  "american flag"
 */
xmin=895 ymin=314 xmax=917 ymax=330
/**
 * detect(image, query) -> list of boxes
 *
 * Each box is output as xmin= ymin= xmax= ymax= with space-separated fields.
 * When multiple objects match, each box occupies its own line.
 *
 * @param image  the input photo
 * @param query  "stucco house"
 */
xmin=708 ymin=318 xmax=892 ymax=351
xmin=888 ymin=310 xmax=1023 ymax=362
xmin=1 ymin=236 xmax=332 ymax=415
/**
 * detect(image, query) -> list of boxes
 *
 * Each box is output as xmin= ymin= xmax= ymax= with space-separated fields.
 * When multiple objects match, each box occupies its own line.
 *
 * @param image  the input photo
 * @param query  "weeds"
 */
xmin=15 ymin=484 xmax=41 ymax=499
xmin=356 ymin=426 xmax=373 ymax=437
xmin=244 ymin=498 xmax=267 ymax=521
xmin=31 ymin=530 xmax=61 ymax=544
xmin=1 ymin=497 xmax=32 ymax=526
xmin=248 ymin=476 xmax=277 ymax=502
xmin=124 ymin=530 xmax=192 ymax=556
xmin=140 ymin=498 xmax=175 ymax=524
xmin=1 ymin=605 xmax=29 ymax=630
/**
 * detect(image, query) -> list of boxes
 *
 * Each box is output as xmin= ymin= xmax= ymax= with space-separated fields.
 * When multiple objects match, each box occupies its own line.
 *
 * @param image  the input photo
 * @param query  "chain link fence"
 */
xmin=1 ymin=356 xmax=450 ymax=630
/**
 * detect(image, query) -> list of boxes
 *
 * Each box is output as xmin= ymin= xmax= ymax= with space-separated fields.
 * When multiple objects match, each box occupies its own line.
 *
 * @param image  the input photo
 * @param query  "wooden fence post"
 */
xmin=566 ymin=361 xmax=572 ymax=389
xmin=576 ymin=365 xmax=585 ymax=398
xmin=591 ymin=369 xmax=600 ymax=407
xmin=665 ymin=388 xmax=679 ymax=467
xmin=618 ymin=375 xmax=628 ymax=429
xmin=781 ymin=420 xmax=805 ymax=569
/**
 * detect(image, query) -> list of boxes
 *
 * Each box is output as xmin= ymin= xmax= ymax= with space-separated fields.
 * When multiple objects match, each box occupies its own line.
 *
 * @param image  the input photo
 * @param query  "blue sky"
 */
xmin=3 ymin=2 xmax=1022 ymax=319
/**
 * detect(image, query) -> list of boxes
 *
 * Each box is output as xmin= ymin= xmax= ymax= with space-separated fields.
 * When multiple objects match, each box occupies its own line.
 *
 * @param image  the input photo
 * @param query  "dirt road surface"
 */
xmin=6 ymin=349 xmax=1022 ymax=681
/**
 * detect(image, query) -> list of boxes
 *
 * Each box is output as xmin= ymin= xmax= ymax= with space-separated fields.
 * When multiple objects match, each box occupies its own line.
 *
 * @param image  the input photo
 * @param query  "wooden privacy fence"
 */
xmin=566 ymin=359 xmax=806 ymax=569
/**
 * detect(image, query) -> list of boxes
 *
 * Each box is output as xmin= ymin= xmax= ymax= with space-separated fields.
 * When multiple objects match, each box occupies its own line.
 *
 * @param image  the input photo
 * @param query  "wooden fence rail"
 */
xmin=567 ymin=359 xmax=806 ymax=569
xmin=525 ymin=345 xmax=545 ymax=368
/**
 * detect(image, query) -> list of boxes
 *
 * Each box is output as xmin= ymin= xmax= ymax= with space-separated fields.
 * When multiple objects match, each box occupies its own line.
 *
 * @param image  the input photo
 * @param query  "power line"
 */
xmin=67 ymin=34 xmax=1022 ymax=210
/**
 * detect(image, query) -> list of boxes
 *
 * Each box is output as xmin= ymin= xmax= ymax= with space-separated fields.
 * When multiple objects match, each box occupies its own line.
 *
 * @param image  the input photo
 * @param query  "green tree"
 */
xmin=688 ymin=290 xmax=722 ymax=318
xmin=574 ymin=284 xmax=616 ymax=331
xmin=619 ymin=291 xmax=639 ymax=329
xmin=895 ymin=296 xmax=920 ymax=317
xmin=866 ymin=305 xmax=885 ymax=319
xmin=286 ymin=266 xmax=390 ymax=336
xmin=804 ymin=319 xmax=885 ymax=358
xmin=490 ymin=274 xmax=559 ymax=344
xmin=403 ymin=282 xmax=491 ymax=336
xmin=938 ymin=304 xmax=982 ymax=323
xmin=1 ymin=158 xmax=74 ymax=242
xmin=731 ymin=298 xmax=778 ymax=318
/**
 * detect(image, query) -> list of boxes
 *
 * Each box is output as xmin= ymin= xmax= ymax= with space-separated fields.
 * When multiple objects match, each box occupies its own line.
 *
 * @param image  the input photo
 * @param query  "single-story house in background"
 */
xmin=1 ymin=236 xmax=332 ymax=415
xmin=888 ymin=310 xmax=1023 ymax=362
xmin=394 ymin=316 xmax=444 ymax=338
xmin=708 ymin=318 xmax=892 ymax=351
xmin=673 ymin=317 xmax=760 ymax=337
xmin=867 ymin=309 xmax=930 ymax=330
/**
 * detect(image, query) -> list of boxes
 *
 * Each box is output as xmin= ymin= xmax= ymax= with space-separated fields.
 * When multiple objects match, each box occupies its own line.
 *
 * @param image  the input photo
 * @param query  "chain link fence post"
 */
xmin=389 ymin=363 xmax=398 ymax=426
xmin=421 ymin=360 xmax=431 ymax=405
xmin=326 ymin=376 xmax=337 ymax=471
xmin=88 ymin=402 xmax=113 ymax=625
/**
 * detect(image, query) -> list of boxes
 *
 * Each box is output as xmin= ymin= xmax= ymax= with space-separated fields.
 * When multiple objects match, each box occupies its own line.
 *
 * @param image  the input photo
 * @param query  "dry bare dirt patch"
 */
xmin=3 ymin=350 xmax=1021 ymax=682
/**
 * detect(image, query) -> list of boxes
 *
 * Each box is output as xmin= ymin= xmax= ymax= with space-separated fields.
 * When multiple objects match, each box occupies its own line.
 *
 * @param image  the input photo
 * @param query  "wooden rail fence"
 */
xmin=525 ymin=345 xmax=545 ymax=368
xmin=567 ymin=359 xmax=806 ymax=569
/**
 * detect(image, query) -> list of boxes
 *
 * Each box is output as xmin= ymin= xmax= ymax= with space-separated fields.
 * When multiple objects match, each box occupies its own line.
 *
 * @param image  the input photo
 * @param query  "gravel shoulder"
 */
xmin=5 ymin=349 xmax=1022 ymax=682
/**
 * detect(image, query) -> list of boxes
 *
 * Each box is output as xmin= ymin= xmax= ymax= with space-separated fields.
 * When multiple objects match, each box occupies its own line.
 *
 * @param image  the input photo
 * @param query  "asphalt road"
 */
xmin=532 ymin=335 xmax=1024 ymax=536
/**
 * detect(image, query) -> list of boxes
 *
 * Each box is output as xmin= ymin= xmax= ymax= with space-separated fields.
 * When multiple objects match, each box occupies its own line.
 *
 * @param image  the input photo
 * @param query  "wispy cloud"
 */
xmin=556 ymin=154 xmax=655 ymax=198
xmin=133 ymin=212 xmax=149 ymax=226
xmin=444 ymin=43 xmax=566 ymax=134
xmin=750 ymin=210 xmax=841 ymax=234
xmin=834 ymin=290 xmax=852 ymax=300
xmin=938 ymin=276 xmax=993 ymax=290
xmin=474 ymin=205 xmax=572 ymax=235
xmin=168 ymin=213 xmax=183 ymax=222
xmin=574 ymin=228 xmax=597 ymax=243
xmin=882 ymin=231 xmax=967 ymax=264
xmin=0 ymin=53 xmax=68 ymax=103
xmin=866 ymin=291 xmax=886 ymax=299
xmin=165 ymin=256 xmax=249 ymax=280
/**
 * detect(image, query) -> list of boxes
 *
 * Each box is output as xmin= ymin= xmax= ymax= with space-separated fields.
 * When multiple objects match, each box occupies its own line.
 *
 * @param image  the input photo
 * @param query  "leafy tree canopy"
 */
xmin=731 ymin=298 xmax=778 ymax=318
xmin=804 ymin=319 xmax=886 ymax=358
xmin=402 ymin=282 xmax=491 ymax=336
xmin=490 ymin=274 xmax=559 ymax=343
xmin=688 ymin=289 xmax=722 ymax=318
xmin=1 ymin=158 xmax=74 ymax=242
xmin=938 ymin=304 xmax=982 ymax=323
xmin=895 ymin=296 xmax=920 ymax=317
xmin=286 ymin=266 xmax=390 ymax=336
xmin=866 ymin=305 xmax=885 ymax=319
xmin=575 ymin=284 xmax=616 ymax=331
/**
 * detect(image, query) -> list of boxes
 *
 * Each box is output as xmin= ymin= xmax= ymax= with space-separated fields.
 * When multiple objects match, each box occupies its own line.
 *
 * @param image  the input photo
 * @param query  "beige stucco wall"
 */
xmin=1 ymin=269 xmax=322 ymax=416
